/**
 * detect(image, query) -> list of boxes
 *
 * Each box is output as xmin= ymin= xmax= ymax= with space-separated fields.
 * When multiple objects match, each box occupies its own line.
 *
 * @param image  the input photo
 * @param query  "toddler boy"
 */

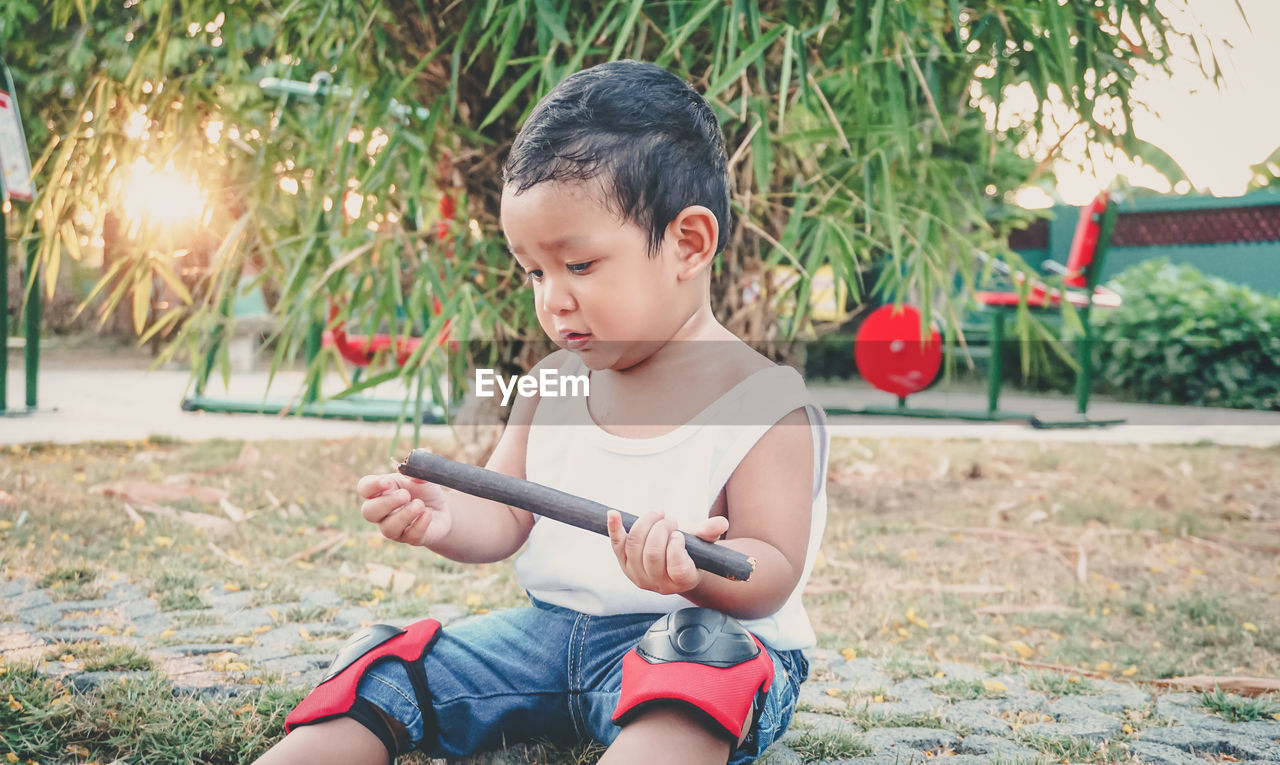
xmin=255 ymin=59 xmax=829 ymax=765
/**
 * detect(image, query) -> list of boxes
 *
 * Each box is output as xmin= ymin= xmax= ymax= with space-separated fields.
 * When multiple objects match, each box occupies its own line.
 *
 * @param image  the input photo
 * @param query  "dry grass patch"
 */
xmin=2 ymin=435 xmax=1279 ymax=763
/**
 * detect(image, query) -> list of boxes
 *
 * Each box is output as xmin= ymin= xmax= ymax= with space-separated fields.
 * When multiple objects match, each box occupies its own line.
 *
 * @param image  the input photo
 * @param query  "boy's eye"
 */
xmin=566 ymin=261 xmax=594 ymax=274
xmin=525 ymin=269 xmax=543 ymax=283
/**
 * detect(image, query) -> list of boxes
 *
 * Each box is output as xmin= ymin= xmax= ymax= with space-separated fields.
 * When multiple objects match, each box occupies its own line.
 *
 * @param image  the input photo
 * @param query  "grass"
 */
xmin=882 ymin=655 xmax=939 ymax=681
xmin=1027 ymin=673 xmax=1097 ymax=696
xmin=45 ymin=642 xmax=154 ymax=672
xmin=783 ymin=729 xmax=874 ymax=761
xmin=1199 ymin=688 xmax=1280 ymax=722
xmin=930 ymin=678 xmax=1004 ymax=700
xmin=1013 ymin=732 xmax=1133 ymax=764
xmin=38 ymin=566 xmax=103 ymax=601
xmin=2 ymin=435 xmax=1279 ymax=762
xmin=0 ymin=663 xmax=300 ymax=764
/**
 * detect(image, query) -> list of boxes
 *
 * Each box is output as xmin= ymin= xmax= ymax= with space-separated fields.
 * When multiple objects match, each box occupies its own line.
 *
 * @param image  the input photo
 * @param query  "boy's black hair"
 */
xmin=502 ymin=59 xmax=731 ymax=255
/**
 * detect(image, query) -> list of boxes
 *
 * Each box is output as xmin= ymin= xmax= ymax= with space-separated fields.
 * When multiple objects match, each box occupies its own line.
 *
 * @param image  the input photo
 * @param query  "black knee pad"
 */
xmin=286 ymin=619 xmax=441 ymax=757
xmin=612 ymin=608 xmax=774 ymax=742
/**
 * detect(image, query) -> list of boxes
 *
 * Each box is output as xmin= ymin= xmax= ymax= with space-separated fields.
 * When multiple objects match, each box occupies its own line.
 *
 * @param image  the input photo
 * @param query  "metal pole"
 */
xmin=304 ymin=319 xmax=322 ymax=404
xmin=986 ymin=310 xmax=1004 ymax=415
xmin=0 ymin=44 xmax=7 ymax=412
xmin=1 ymin=46 xmax=36 ymax=414
xmin=1 ymin=189 xmax=7 ymax=414
xmin=23 ymin=237 xmax=38 ymax=408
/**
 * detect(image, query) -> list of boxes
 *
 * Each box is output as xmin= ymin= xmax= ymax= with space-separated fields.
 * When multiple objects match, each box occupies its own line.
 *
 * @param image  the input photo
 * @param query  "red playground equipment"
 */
xmin=852 ymin=305 xmax=942 ymax=399
xmin=837 ymin=191 xmax=1123 ymax=428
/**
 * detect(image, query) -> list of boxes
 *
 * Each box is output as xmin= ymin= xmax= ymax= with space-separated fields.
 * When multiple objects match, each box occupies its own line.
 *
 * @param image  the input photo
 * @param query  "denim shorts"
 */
xmin=354 ymin=598 xmax=809 ymax=763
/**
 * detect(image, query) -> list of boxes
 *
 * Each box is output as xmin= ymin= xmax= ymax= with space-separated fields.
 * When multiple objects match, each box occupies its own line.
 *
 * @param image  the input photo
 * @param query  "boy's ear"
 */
xmin=667 ymin=205 xmax=719 ymax=281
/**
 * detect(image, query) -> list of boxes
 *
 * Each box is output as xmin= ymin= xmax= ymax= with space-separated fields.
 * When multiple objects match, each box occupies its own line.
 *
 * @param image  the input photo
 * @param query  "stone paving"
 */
xmin=3 ymin=574 xmax=1278 ymax=764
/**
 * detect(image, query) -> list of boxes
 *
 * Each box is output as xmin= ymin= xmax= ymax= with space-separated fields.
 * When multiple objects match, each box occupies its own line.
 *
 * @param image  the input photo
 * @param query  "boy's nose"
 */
xmin=539 ymin=277 xmax=576 ymax=314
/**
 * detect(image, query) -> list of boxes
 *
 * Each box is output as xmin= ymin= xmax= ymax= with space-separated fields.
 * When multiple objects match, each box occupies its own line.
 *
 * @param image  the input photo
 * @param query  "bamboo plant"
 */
xmin=2 ymin=0 xmax=1230 ymax=409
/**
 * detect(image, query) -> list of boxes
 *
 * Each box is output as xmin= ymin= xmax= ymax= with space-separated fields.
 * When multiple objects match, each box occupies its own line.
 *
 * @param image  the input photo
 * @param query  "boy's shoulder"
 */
xmin=706 ymin=337 xmax=788 ymax=385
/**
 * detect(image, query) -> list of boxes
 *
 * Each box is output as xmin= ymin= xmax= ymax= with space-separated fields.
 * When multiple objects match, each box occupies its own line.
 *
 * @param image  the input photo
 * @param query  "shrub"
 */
xmin=1095 ymin=260 xmax=1280 ymax=410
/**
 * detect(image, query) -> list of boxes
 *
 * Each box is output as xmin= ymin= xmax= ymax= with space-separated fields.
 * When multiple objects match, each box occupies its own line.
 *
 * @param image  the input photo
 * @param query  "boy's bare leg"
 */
xmin=252 ymin=717 xmax=389 ymax=765
xmin=600 ymin=704 xmax=732 ymax=765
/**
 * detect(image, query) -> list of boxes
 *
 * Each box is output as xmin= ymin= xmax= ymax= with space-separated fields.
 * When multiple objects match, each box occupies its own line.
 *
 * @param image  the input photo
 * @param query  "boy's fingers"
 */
xmin=382 ymin=499 xmax=424 ymax=541
xmin=356 ymin=474 xmax=392 ymax=499
xmin=606 ymin=510 xmax=627 ymax=555
xmin=693 ymin=515 xmax=730 ymax=541
xmin=640 ymin=518 xmax=674 ymax=579
xmin=625 ymin=512 xmax=661 ymax=564
xmin=361 ymin=492 xmax=406 ymax=523
xmin=666 ymin=531 xmax=699 ymax=589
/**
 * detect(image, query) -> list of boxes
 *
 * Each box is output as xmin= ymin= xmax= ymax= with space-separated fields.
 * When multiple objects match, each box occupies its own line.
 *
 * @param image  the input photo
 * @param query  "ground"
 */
xmin=1 ymin=436 xmax=1278 ymax=763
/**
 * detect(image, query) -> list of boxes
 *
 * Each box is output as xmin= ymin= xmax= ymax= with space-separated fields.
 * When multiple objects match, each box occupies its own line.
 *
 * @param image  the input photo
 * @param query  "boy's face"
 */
xmin=500 ymin=180 xmax=685 ymax=371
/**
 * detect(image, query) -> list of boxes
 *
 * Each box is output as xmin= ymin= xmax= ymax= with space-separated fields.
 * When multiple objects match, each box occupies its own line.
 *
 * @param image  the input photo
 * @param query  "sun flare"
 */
xmin=121 ymin=158 xmax=206 ymax=232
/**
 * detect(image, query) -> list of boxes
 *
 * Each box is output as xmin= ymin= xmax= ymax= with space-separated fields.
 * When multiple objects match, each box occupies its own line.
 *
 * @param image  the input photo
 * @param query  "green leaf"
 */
xmin=479 ymin=65 xmax=540 ymax=129
xmin=705 ymin=23 xmax=787 ymax=102
xmin=534 ymin=0 xmax=571 ymax=45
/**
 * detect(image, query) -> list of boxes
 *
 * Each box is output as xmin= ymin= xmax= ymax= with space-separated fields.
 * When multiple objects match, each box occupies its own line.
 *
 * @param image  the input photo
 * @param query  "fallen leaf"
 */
xmin=1242 ymin=622 xmax=1259 ymax=633
xmin=219 ymin=498 xmax=248 ymax=523
xmin=91 ymin=480 xmax=227 ymax=506
xmin=983 ymin=680 xmax=1008 ymax=694
xmin=365 ymin=563 xmax=415 ymax=594
xmin=125 ymin=502 xmax=234 ymax=537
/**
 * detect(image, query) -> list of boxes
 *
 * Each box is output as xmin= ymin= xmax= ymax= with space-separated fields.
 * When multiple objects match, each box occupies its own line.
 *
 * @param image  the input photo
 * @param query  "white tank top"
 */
xmin=514 ymin=354 xmax=829 ymax=651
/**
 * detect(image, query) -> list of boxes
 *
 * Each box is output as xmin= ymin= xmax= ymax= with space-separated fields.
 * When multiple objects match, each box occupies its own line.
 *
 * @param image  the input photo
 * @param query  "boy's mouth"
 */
xmin=559 ymin=330 xmax=592 ymax=349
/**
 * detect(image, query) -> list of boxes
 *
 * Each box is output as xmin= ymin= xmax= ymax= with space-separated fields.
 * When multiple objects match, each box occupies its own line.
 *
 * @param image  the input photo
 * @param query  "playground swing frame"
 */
xmin=0 ymin=48 xmax=41 ymax=417
xmin=826 ymin=192 xmax=1126 ymax=429
xmin=179 ymin=72 xmax=448 ymax=434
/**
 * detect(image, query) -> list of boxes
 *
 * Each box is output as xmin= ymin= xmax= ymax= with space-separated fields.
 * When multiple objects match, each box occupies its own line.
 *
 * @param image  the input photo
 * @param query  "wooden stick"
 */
xmin=398 ymin=450 xmax=756 ymax=582
xmin=286 ymin=532 xmax=350 ymax=564
xmin=980 ymin=652 xmax=1109 ymax=678
xmin=1151 ymin=676 xmax=1280 ymax=697
xmin=983 ymin=654 xmax=1280 ymax=697
xmin=1206 ymin=535 xmax=1280 ymax=555
xmin=976 ymin=603 xmax=1082 ymax=616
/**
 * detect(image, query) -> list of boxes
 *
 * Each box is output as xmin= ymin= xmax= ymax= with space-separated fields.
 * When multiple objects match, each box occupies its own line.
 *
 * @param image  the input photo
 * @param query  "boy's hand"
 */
xmin=606 ymin=510 xmax=730 ymax=595
xmin=357 ymin=473 xmax=453 ymax=548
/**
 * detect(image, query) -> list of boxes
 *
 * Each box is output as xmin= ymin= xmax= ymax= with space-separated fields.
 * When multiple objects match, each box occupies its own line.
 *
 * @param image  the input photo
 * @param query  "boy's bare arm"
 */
xmin=606 ymin=407 xmax=815 ymax=619
xmin=358 ymin=379 xmax=542 ymax=564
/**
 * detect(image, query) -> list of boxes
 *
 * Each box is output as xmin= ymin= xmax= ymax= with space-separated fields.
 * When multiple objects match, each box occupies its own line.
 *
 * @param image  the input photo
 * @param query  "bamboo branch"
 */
xmin=285 ymin=531 xmax=350 ymax=564
xmin=980 ymin=652 xmax=1108 ymax=679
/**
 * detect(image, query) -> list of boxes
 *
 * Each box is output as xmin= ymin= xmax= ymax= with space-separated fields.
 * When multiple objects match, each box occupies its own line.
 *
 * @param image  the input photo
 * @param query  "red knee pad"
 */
xmin=612 ymin=609 xmax=774 ymax=741
xmin=286 ymin=618 xmax=441 ymax=732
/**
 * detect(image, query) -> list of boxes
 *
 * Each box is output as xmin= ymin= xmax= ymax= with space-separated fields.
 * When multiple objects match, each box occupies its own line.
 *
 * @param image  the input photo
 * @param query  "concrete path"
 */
xmin=2 ymin=574 xmax=1277 ymax=764
xmin=7 ymin=347 xmax=1280 ymax=447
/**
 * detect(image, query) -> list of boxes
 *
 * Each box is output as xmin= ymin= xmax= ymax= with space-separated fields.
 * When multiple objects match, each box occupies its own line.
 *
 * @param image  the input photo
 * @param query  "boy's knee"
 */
xmin=612 ymin=608 xmax=773 ymax=746
xmin=286 ymin=619 xmax=442 ymax=759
